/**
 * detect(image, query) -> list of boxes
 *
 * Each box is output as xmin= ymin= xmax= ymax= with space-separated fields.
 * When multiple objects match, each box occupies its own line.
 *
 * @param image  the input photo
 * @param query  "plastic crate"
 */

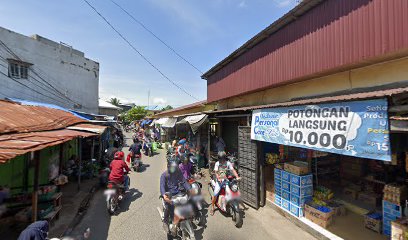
xmin=281 ymin=199 xmax=291 ymax=212
xmin=281 ymin=171 xmax=291 ymax=182
xmin=291 ymin=185 xmax=313 ymax=197
xmin=274 ymin=178 xmax=282 ymax=188
xmin=274 ymin=195 xmax=282 ymax=206
xmin=290 ymin=203 xmax=304 ymax=218
xmin=290 ymin=174 xmax=313 ymax=187
xmin=274 ymin=168 xmax=282 ymax=179
xmin=275 ymin=185 xmax=282 ymax=196
xmin=290 ymin=194 xmax=312 ymax=207
xmin=282 ymin=190 xmax=291 ymax=201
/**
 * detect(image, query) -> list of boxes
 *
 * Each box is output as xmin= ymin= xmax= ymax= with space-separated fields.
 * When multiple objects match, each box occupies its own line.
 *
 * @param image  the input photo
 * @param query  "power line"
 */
xmin=0 ymin=56 xmax=75 ymax=105
xmin=109 ymin=0 xmax=203 ymax=74
xmin=82 ymin=0 xmax=200 ymax=101
xmin=0 ymin=44 xmax=91 ymax=110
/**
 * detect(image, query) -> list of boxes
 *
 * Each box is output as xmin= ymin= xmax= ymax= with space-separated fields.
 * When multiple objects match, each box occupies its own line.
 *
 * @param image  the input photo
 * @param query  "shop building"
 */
xmin=0 ymin=100 xmax=108 ymax=237
xmin=202 ymin=0 xmax=408 ymax=239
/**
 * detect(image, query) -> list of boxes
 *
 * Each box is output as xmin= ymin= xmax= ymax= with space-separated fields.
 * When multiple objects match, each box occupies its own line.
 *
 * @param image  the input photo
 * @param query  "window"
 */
xmin=8 ymin=61 xmax=29 ymax=79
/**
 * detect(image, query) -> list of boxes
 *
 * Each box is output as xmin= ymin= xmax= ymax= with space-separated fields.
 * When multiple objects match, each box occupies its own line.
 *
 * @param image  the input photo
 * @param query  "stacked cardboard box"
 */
xmin=383 ymin=200 xmax=402 ymax=236
xmin=275 ymin=168 xmax=313 ymax=217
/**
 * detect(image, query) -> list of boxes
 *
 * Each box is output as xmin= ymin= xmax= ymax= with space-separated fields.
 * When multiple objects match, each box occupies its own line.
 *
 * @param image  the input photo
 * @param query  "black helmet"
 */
xmin=167 ymin=161 xmax=178 ymax=174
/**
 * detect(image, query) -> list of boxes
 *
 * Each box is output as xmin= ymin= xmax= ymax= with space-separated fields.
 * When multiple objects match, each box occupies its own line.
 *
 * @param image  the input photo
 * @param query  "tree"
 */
xmin=109 ymin=98 xmax=121 ymax=106
xmin=161 ymin=105 xmax=173 ymax=111
xmin=123 ymin=105 xmax=147 ymax=122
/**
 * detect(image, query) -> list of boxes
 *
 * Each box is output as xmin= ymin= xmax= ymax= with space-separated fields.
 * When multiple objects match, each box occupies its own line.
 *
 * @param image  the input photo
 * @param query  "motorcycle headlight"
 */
xmin=231 ymin=183 xmax=239 ymax=192
xmin=191 ymin=183 xmax=201 ymax=195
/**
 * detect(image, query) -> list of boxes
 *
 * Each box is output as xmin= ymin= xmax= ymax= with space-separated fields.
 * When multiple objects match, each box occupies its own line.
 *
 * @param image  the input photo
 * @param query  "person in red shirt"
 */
xmin=109 ymin=151 xmax=131 ymax=191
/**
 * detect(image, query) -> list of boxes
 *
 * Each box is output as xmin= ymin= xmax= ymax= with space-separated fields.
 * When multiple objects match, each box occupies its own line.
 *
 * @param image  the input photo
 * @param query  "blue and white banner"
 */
xmin=251 ymin=99 xmax=391 ymax=161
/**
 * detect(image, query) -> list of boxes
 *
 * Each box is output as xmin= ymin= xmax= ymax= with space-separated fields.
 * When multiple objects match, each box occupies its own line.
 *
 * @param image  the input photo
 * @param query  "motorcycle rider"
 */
xmin=129 ymin=138 xmax=142 ymax=160
xmin=108 ymin=151 xmax=131 ymax=191
xmin=179 ymin=154 xmax=193 ymax=180
xmin=160 ymin=161 xmax=191 ymax=234
xmin=210 ymin=151 xmax=241 ymax=216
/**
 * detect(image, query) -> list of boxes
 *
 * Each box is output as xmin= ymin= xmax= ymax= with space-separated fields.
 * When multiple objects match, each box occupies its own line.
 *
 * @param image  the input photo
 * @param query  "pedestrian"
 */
xmin=215 ymin=136 xmax=226 ymax=152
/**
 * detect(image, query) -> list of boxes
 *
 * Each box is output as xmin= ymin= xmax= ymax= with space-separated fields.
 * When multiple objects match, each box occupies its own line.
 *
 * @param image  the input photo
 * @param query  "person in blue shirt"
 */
xmin=160 ymin=161 xmax=191 ymax=234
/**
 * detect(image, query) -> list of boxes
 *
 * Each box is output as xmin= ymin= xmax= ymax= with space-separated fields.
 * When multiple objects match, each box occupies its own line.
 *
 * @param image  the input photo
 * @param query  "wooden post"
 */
xmin=77 ymin=138 xmax=82 ymax=191
xmin=32 ymin=151 xmax=40 ymax=222
xmin=59 ymin=143 xmax=64 ymax=174
xmin=91 ymin=138 xmax=95 ymax=160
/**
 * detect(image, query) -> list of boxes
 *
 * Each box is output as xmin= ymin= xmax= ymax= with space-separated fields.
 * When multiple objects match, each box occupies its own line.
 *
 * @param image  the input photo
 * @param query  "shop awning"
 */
xmin=0 ymin=129 xmax=97 ymax=163
xmin=161 ymin=118 xmax=177 ymax=128
xmin=67 ymin=123 xmax=107 ymax=134
xmin=204 ymin=86 xmax=408 ymax=114
xmin=155 ymin=118 xmax=169 ymax=125
xmin=176 ymin=114 xmax=208 ymax=134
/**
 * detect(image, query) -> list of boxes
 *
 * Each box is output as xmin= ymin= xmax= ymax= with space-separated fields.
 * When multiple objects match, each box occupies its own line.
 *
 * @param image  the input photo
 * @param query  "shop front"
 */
xmin=250 ymin=94 xmax=408 ymax=239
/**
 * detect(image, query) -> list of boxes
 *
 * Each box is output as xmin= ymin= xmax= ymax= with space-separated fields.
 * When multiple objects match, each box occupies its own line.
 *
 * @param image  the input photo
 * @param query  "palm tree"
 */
xmin=109 ymin=98 xmax=121 ymax=106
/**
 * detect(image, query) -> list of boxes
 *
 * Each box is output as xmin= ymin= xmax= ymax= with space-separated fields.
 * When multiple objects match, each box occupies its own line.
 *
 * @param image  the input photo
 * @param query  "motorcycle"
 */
xmin=144 ymin=141 xmax=153 ymax=157
xmin=188 ymin=179 xmax=205 ymax=227
xmin=208 ymin=176 xmax=243 ymax=228
xmin=104 ymin=173 xmax=129 ymax=215
xmin=132 ymin=154 xmax=143 ymax=172
xmin=157 ymin=190 xmax=197 ymax=240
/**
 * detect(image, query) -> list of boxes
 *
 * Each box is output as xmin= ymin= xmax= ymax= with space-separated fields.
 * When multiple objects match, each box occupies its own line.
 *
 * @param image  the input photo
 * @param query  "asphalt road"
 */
xmin=71 ymin=132 xmax=316 ymax=240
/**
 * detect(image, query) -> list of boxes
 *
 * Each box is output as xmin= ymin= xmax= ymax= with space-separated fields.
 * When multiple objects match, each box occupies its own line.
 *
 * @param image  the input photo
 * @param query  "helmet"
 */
xmin=114 ymin=151 xmax=124 ymax=160
xmin=167 ymin=161 xmax=178 ymax=174
xmin=218 ymin=151 xmax=226 ymax=160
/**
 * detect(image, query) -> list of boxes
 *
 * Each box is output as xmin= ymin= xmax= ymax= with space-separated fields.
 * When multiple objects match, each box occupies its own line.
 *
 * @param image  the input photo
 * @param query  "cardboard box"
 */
xmin=304 ymin=205 xmax=333 ymax=228
xmin=343 ymin=186 xmax=360 ymax=200
xmin=365 ymin=213 xmax=382 ymax=233
xmin=391 ymin=218 xmax=408 ymax=240
xmin=284 ymin=162 xmax=310 ymax=175
xmin=358 ymin=192 xmax=381 ymax=208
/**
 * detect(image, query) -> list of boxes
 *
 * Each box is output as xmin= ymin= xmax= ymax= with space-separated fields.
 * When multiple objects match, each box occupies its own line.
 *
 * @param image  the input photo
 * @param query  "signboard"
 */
xmin=251 ymin=99 xmax=391 ymax=161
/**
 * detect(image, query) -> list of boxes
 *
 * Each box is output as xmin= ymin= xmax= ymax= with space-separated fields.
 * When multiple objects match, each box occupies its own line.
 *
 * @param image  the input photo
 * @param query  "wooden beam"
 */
xmin=77 ymin=139 xmax=82 ymax=191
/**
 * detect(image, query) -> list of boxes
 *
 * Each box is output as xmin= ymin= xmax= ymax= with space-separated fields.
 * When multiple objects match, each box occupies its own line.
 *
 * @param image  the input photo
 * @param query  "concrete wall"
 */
xmin=0 ymin=27 xmax=99 ymax=113
xmin=216 ymin=57 xmax=408 ymax=110
xmin=99 ymin=107 xmax=119 ymax=117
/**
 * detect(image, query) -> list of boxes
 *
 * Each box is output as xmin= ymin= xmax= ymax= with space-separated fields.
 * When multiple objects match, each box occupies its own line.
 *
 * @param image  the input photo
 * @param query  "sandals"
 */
xmin=210 ymin=208 xmax=215 ymax=216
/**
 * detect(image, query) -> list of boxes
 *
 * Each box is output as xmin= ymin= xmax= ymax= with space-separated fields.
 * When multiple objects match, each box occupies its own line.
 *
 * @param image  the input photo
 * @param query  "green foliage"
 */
xmin=109 ymin=98 xmax=121 ymax=106
xmin=161 ymin=105 xmax=173 ymax=111
xmin=123 ymin=105 xmax=148 ymax=122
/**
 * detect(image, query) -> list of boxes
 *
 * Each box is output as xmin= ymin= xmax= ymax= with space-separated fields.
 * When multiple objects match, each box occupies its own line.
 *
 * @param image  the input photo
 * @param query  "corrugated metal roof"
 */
xmin=204 ymin=0 xmax=408 ymax=103
xmin=0 ymin=100 xmax=86 ymax=134
xmin=206 ymin=87 xmax=408 ymax=114
xmin=67 ymin=123 xmax=107 ymax=134
xmin=154 ymin=100 xmax=206 ymax=117
xmin=0 ymin=129 xmax=97 ymax=163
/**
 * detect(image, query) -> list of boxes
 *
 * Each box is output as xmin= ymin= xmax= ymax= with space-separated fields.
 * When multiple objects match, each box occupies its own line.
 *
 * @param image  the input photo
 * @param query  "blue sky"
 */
xmin=0 ymin=0 xmax=297 ymax=108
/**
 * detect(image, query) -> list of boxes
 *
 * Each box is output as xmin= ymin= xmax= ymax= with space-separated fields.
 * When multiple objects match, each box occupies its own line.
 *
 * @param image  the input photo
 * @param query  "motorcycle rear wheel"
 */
xmin=107 ymin=198 xmax=116 ymax=215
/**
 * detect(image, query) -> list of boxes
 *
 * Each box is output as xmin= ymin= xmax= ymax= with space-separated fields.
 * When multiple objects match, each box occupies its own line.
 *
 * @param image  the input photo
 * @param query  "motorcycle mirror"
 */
xmin=105 ymin=149 xmax=108 ymax=153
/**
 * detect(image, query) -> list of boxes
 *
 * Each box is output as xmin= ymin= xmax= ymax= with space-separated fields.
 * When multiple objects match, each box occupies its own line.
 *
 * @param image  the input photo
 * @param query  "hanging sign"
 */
xmin=251 ymin=99 xmax=391 ymax=161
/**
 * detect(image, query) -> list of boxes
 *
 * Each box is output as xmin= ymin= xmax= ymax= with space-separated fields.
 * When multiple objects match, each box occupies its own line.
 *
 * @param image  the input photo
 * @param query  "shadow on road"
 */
xmin=116 ymin=188 xmax=143 ymax=214
xmin=194 ymin=204 xmax=209 ymax=240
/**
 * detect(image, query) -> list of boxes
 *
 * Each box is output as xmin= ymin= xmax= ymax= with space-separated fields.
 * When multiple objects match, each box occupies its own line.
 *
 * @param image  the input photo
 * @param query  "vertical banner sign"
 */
xmin=251 ymin=99 xmax=391 ymax=161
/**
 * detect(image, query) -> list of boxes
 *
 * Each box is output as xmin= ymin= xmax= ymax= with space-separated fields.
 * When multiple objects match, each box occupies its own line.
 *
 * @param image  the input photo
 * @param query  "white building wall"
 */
xmin=0 ymin=27 xmax=99 ymax=113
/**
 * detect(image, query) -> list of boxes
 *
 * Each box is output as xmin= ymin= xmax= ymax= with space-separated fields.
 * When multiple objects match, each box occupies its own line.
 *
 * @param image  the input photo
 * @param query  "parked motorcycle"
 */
xmin=157 ymin=190 xmax=197 ymax=240
xmin=132 ymin=154 xmax=143 ymax=172
xmin=208 ymin=176 xmax=243 ymax=228
xmin=104 ymin=173 xmax=129 ymax=215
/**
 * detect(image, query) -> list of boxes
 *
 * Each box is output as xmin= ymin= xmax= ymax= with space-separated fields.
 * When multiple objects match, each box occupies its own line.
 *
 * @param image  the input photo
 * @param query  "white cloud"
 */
xmin=153 ymin=97 xmax=167 ymax=104
xmin=273 ymin=0 xmax=294 ymax=8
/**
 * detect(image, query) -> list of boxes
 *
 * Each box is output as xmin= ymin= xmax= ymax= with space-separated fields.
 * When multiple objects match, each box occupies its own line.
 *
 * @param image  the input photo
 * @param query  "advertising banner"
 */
xmin=251 ymin=99 xmax=391 ymax=161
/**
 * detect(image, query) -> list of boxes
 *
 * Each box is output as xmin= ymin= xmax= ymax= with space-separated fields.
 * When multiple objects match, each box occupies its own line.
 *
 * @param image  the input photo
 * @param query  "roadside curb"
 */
xmin=60 ymin=183 xmax=100 ymax=237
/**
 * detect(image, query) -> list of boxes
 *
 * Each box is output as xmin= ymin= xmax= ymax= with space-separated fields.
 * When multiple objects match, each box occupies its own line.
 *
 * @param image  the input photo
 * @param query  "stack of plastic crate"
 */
xmin=279 ymin=169 xmax=313 ymax=217
xmin=274 ymin=168 xmax=282 ymax=206
xmin=383 ymin=200 xmax=402 ymax=236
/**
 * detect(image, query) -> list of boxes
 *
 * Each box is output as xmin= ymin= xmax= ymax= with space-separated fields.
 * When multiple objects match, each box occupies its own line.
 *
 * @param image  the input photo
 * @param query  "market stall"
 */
xmin=252 ymin=97 xmax=408 ymax=239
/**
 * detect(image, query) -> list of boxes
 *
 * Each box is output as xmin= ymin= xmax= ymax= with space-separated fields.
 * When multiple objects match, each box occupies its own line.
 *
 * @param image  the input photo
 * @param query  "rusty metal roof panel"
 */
xmin=0 ymin=129 xmax=97 ymax=163
xmin=154 ymin=100 xmax=206 ymax=117
xmin=205 ymin=0 xmax=408 ymax=102
xmin=67 ymin=123 xmax=107 ymax=134
xmin=206 ymin=87 xmax=408 ymax=114
xmin=0 ymin=100 xmax=86 ymax=134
